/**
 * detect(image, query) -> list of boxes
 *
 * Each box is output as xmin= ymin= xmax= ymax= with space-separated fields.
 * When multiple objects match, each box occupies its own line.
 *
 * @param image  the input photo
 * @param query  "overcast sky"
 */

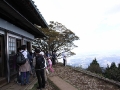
xmin=33 ymin=0 xmax=120 ymax=55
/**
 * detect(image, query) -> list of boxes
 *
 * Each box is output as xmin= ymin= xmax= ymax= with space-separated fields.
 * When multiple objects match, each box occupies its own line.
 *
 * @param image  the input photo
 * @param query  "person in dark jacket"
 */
xmin=35 ymin=49 xmax=45 ymax=90
xmin=16 ymin=47 xmax=22 ymax=84
xmin=27 ymin=51 xmax=33 ymax=74
xmin=52 ymin=51 xmax=57 ymax=65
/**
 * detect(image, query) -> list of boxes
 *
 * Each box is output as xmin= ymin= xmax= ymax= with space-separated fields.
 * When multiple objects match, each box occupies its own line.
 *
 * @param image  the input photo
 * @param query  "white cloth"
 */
xmin=62 ymin=52 xmax=67 ymax=60
xmin=40 ymin=51 xmax=44 ymax=56
xmin=21 ymin=50 xmax=28 ymax=59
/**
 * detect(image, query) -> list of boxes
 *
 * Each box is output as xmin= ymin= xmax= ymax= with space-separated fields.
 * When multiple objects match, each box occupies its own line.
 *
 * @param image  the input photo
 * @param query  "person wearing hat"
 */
xmin=39 ymin=50 xmax=48 ymax=82
xmin=35 ymin=49 xmax=45 ymax=90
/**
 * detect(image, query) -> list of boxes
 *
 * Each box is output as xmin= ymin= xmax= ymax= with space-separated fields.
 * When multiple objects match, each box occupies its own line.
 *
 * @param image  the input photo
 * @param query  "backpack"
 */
xmin=36 ymin=55 xmax=45 ymax=69
xmin=16 ymin=51 xmax=26 ymax=66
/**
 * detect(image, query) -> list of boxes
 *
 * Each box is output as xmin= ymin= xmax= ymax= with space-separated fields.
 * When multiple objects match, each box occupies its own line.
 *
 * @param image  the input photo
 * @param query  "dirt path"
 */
xmin=49 ymin=76 xmax=77 ymax=90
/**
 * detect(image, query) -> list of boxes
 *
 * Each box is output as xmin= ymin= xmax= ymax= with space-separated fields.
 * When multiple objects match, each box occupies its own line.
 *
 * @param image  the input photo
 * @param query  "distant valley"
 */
xmin=59 ymin=51 xmax=120 ymax=69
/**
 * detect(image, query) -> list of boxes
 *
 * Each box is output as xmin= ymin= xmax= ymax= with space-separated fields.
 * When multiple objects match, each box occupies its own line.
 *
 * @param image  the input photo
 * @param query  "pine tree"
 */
xmin=87 ymin=58 xmax=102 ymax=74
xmin=104 ymin=62 xmax=118 ymax=81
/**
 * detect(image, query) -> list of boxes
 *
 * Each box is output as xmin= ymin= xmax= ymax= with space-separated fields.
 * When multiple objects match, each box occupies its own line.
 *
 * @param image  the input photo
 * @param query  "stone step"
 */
xmin=49 ymin=76 xmax=77 ymax=90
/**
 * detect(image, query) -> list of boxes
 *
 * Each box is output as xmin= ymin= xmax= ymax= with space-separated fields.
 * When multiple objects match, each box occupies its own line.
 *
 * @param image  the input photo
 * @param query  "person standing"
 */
xmin=16 ymin=47 xmax=22 ymax=84
xmin=27 ymin=51 xmax=33 ymax=74
xmin=62 ymin=51 xmax=67 ymax=66
xmin=19 ymin=45 xmax=31 ymax=85
xmin=52 ymin=51 xmax=57 ymax=65
xmin=35 ymin=49 xmax=46 ymax=90
xmin=47 ymin=57 xmax=54 ymax=72
xmin=45 ymin=50 xmax=49 ymax=58
xmin=40 ymin=50 xmax=48 ymax=82
xmin=32 ymin=52 xmax=36 ymax=77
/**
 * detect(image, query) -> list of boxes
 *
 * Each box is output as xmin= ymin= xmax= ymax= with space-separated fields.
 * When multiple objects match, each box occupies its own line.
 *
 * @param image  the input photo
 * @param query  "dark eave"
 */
xmin=4 ymin=0 xmax=49 ymax=28
xmin=0 ymin=0 xmax=46 ymax=38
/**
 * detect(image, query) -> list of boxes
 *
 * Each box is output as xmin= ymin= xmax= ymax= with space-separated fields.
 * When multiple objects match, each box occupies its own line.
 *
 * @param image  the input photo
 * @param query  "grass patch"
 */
xmin=30 ymin=83 xmax=38 ymax=90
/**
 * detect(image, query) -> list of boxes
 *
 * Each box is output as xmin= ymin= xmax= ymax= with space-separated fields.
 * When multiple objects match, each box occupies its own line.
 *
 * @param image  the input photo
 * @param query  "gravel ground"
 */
xmin=47 ymin=63 xmax=120 ymax=90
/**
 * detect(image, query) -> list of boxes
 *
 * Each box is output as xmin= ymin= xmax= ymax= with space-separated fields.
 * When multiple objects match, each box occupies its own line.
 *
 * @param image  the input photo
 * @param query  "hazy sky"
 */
xmin=33 ymin=0 xmax=120 ymax=54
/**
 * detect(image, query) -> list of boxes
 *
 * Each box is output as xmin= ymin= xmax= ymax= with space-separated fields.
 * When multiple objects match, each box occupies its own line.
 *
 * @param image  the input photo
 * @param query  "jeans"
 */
xmin=21 ymin=71 xmax=30 ymax=85
xmin=52 ymin=58 xmax=56 ymax=65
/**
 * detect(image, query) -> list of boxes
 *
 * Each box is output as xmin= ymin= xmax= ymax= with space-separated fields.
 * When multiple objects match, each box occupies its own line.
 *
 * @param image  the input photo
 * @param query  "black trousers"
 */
xmin=36 ymin=69 xmax=45 ymax=88
xmin=63 ymin=59 xmax=66 ymax=66
xmin=52 ymin=58 xmax=56 ymax=65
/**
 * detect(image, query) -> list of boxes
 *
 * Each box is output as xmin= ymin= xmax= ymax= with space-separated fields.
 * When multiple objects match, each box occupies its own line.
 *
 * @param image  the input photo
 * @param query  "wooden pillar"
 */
xmin=4 ymin=31 xmax=10 ymax=83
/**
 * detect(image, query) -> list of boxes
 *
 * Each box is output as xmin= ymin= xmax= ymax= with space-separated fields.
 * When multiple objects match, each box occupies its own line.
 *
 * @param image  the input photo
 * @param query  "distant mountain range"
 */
xmin=65 ymin=51 xmax=120 ymax=69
